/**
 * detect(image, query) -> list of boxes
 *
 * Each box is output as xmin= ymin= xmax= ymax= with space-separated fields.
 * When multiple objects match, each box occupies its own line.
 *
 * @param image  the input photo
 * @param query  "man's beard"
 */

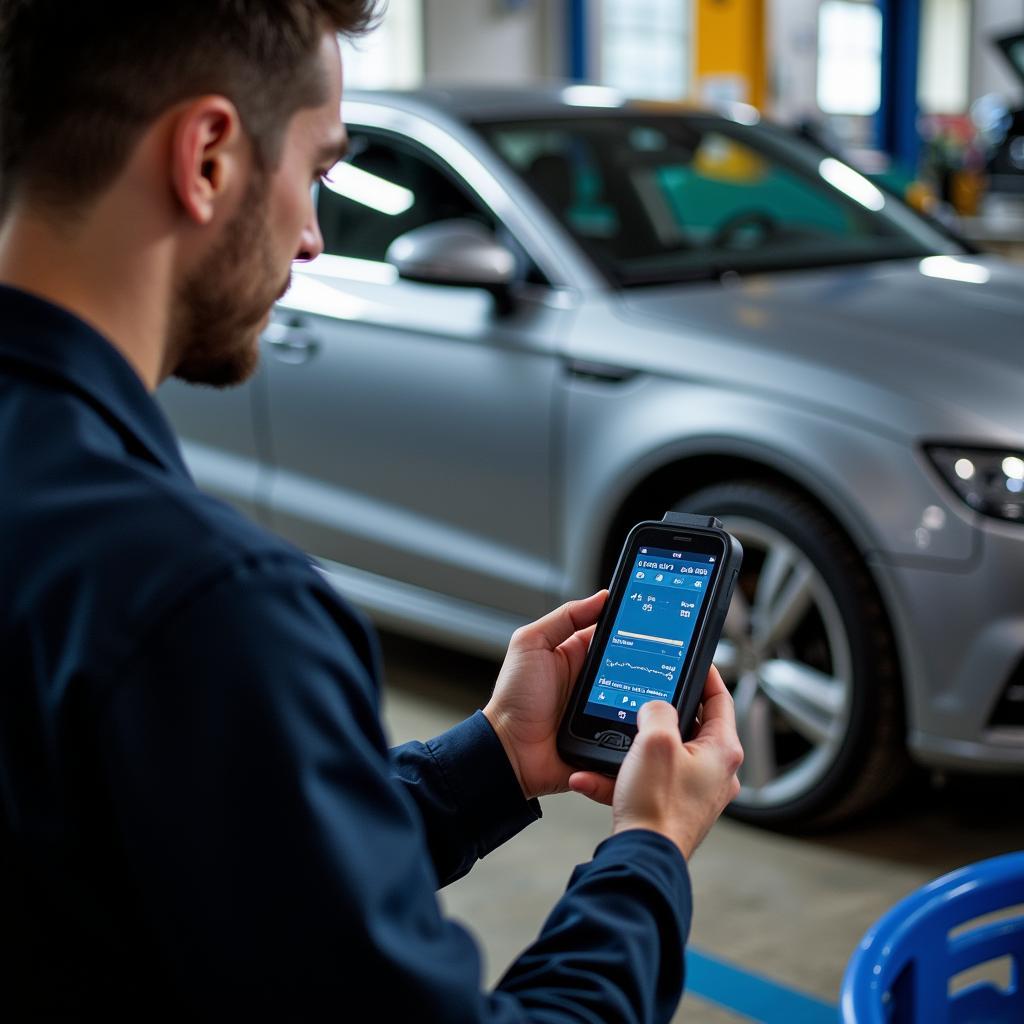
xmin=171 ymin=171 xmax=290 ymax=388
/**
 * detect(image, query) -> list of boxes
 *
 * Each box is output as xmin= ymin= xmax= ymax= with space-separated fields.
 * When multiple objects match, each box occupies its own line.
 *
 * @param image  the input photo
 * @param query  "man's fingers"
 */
xmin=702 ymin=664 xmax=730 ymax=701
xmin=692 ymin=666 xmax=737 ymax=741
xmin=636 ymin=699 xmax=679 ymax=734
xmin=690 ymin=666 xmax=744 ymax=770
xmin=557 ymin=623 xmax=597 ymax=683
xmin=568 ymin=771 xmax=615 ymax=806
xmin=514 ymin=591 xmax=607 ymax=652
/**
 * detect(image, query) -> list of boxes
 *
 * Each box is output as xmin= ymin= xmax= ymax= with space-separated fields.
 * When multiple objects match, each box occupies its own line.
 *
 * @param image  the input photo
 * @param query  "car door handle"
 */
xmin=566 ymin=358 xmax=637 ymax=384
xmin=263 ymin=322 xmax=321 ymax=365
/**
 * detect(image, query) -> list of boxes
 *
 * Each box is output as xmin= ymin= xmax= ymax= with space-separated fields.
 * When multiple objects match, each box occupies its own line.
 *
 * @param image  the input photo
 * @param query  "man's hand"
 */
xmin=569 ymin=668 xmax=744 ymax=860
xmin=483 ymin=591 xmax=607 ymax=802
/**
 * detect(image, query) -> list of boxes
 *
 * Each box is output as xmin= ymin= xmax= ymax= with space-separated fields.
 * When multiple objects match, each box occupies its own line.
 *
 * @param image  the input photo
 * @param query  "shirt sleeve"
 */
xmin=390 ymin=712 xmax=541 ymax=887
xmin=94 ymin=552 xmax=692 ymax=1021
xmin=493 ymin=830 xmax=692 ymax=1024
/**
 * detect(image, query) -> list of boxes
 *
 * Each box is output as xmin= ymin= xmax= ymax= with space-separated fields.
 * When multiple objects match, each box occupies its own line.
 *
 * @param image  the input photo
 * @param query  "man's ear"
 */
xmin=170 ymin=96 xmax=246 ymax=226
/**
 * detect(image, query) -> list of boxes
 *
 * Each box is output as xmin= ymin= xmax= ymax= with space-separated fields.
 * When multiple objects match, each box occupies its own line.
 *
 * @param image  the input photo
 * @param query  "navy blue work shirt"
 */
xmin=0 ymin=283 xmax=692 ymax=1020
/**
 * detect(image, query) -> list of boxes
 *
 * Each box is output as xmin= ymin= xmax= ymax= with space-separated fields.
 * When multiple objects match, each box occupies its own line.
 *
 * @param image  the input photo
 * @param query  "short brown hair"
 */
xmin=0 ymin=0 xmax=380 ymax=215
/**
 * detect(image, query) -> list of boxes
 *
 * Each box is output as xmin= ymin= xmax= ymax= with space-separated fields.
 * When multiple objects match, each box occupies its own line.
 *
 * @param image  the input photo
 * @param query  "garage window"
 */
xmin=917 ymin=0 xmax=970 ymax=115
xmin=337 ymin=0 xmax=423 ymax=89
xmin=601 ymin=0 xmax=691 ymax=100
xmin=816 ymin=0 xmax=883 ymax=116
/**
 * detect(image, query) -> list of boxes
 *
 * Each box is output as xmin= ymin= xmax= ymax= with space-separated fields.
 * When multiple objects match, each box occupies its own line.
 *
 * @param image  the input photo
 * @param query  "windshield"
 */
xmin=476 ymin=113 xmax=961 ymax=287
xmin=996 ymin=33 xmax=1024 ymax=87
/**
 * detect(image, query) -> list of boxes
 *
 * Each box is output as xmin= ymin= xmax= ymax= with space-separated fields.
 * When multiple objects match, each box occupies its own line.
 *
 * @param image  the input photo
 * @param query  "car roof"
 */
xmin=345 ymin=83 xmax=729 ymax=125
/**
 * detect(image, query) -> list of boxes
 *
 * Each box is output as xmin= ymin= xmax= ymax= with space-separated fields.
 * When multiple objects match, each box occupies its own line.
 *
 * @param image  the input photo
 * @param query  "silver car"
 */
xmin=160 ymin=86 xmax=1024 ymax=828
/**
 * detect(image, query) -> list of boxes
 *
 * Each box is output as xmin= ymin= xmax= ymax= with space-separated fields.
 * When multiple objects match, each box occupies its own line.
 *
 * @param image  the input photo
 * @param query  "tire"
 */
xmin=678 ymin=481 xmax=908 ymax=829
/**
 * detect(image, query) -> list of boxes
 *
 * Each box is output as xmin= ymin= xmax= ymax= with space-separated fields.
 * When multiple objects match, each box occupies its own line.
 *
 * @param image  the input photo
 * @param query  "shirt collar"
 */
xmin=0 ymin=283 xmax=191 ymax=479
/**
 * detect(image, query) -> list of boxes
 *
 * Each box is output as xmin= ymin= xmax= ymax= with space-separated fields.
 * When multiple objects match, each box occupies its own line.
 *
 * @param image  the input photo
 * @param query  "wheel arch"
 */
xmin=590 ymin=439 xmax=881 ymax=586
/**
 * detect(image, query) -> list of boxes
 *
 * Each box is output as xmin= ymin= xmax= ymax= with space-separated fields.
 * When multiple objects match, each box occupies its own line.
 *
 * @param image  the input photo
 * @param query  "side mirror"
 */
xmin=385 ymin=219 xmax=518 ymax=312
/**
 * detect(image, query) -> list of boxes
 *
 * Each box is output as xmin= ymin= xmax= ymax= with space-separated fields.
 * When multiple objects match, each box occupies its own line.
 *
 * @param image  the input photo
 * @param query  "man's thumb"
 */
xmin=636 ymin=700 xmax=678 ymax=733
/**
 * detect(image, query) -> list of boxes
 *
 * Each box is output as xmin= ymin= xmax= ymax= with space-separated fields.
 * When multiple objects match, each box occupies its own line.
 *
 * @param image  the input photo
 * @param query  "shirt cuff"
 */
xmin=425 ymin=710 xmax=542 ymax=860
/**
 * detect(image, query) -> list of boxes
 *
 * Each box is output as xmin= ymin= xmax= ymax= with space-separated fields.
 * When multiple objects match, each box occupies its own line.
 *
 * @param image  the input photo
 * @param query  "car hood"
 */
xmin=614 ymin=256 xmax=1024 ymax=441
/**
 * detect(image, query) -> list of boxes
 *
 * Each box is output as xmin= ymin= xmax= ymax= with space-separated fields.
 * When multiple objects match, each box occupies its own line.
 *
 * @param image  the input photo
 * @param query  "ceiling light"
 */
xmin=322 ymin=163 xmax=414 ymax=216
xmin=817 ymin=158 xmax=886 ymax=211
xmin=918 ymin=256 xmax=991 ymax=285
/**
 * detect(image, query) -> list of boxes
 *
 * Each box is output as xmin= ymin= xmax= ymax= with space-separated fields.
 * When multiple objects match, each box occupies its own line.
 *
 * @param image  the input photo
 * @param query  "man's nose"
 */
xmin=294 ymin=217 xmax=324 ymax=263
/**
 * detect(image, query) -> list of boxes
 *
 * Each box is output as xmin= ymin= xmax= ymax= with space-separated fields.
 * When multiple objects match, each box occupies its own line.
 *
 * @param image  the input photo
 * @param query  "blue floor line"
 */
xmin=685 ymin=948 xmax=838 ymax=1023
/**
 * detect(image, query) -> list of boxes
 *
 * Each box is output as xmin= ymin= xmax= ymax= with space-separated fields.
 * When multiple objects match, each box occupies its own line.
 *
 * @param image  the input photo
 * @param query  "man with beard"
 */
xmin=0 ymin=1 xmax=743 ymax=1019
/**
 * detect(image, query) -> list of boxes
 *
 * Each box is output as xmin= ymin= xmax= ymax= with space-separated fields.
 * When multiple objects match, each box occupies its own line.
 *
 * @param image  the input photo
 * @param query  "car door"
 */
xmin=262 ymin=125 xmax=572 ymax=623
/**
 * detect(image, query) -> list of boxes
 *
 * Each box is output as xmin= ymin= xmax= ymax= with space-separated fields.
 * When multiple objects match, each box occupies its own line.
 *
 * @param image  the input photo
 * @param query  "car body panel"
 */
xmin=559 ymin=295 xmax=983 ymax=575
xmin=871 ymin=517 xmax=1024 ymax=769
xmin=264 ymin=264 xmax=571 ymax=618
xmin=614 ymin=258 xmax=1024 ymax=443
xmin=559 ymin=373 xmax=977 ymax=588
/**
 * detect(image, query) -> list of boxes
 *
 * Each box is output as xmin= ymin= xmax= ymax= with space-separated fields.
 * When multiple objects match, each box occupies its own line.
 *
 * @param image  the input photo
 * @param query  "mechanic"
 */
xmin=0 ymin=2 xmax=743 ymax=1019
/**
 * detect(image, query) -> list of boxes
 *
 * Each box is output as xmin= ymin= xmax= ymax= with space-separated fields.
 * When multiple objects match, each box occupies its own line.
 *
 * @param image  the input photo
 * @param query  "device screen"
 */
xmin=580 ymin=538 xmax=722 ymax=727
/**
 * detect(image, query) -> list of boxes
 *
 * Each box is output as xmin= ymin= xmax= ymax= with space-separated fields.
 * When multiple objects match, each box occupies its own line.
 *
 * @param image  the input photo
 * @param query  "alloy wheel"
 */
xmin=713 ymin=516 xmax=855 ymax=810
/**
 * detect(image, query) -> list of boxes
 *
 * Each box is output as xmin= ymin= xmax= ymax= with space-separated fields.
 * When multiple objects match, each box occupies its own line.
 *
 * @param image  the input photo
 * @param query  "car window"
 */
xmin=317 ymin=131 xmax=498 ymax=263
xmin=478 ymin=116 xmax=960 ymax=286
xmin=651 ymin=132 xmax=856 ymax=244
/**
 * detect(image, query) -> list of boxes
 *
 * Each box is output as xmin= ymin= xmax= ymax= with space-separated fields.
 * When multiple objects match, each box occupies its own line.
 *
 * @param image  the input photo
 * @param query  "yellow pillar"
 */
xmin=693 ymin=0 xmax=767 ymax=110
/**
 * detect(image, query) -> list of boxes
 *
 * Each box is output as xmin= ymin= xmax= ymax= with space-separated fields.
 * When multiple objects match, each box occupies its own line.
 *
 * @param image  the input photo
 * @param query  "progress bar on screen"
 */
xmin=616 ymin=630 xmax=684 ymax=647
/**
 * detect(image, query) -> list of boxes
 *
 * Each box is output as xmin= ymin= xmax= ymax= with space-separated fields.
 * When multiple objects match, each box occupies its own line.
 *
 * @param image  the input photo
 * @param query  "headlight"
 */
xmin=927 ymin=446 xmax=1024 ymax=523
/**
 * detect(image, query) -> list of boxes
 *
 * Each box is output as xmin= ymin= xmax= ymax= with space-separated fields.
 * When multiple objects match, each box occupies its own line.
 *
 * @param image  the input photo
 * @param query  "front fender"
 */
xmin=559 ymin=374 xmax=978 ymax=596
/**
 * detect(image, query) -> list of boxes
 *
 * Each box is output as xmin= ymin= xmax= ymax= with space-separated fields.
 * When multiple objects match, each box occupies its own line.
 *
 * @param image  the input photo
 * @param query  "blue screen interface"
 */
xmin=584 ymin=545 xmax=718 ymax=725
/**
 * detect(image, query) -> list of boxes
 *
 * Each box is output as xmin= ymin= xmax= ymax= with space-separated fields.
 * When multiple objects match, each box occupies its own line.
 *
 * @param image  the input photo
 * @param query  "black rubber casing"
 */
xmin=556 ymin=513 xmax=743 ymax=775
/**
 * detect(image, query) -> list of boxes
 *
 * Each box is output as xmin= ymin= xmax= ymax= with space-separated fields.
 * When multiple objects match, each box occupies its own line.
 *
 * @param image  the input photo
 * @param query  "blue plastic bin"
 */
xmin=841 ymin=851 xmax=1024 ymax=1023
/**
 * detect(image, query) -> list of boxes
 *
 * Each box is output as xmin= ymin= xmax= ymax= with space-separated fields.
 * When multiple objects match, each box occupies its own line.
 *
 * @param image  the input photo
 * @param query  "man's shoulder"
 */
xmin=90 ymin=463 xmax=356 ymax=649
xmin=1 ymin=387 xmax=368 ymax=679
xmin=4 ymin=368 xmax=292 ymax=571
xmin=99 ymin=475 xmax=385 ymax=724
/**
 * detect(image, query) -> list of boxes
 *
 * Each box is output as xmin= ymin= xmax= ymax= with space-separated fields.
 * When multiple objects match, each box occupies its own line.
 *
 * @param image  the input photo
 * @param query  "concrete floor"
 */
xmin=378 ymin=631 xmax=1024 ymax=1023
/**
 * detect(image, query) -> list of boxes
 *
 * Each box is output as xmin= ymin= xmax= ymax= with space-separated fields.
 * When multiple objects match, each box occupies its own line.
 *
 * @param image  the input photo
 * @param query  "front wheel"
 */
xmin=678 ymin=481 xmax=907 ymax=829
